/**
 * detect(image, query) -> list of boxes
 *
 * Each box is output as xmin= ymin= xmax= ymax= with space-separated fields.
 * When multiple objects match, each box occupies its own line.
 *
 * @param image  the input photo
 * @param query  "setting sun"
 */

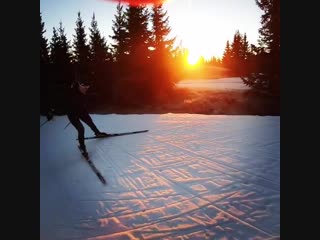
xmin=187 ymin=52 xmax=200 ymax=65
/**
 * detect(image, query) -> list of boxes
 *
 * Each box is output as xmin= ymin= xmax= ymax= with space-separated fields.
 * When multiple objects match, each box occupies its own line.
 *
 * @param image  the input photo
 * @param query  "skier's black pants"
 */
xmin=67 ymin=111 xmax=99 ymax=147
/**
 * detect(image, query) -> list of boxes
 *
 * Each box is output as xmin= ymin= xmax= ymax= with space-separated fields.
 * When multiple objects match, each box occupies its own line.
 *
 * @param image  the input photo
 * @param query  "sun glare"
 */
xmin=187 ymin=52 xmax=200 ymax=65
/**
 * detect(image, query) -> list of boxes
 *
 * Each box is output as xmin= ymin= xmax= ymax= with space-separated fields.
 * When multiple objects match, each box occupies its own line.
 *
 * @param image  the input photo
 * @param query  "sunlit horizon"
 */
xmin=40 ymin=0 xmax=263 ymax=59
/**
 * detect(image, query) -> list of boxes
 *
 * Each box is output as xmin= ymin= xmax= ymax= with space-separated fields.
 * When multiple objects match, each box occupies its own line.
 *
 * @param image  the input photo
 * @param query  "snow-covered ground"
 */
xmin=177 ymin=78 xmax=251 ymax=91
xmin=40 ymin=114 xmax=280 ymax=240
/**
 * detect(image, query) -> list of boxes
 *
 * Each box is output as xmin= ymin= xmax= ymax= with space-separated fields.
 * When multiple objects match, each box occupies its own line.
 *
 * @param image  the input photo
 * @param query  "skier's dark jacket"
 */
xmin=64 ymin=83 xmax=88 ymax=115
xmin=44 ymin=81 xmax=89 ymax=118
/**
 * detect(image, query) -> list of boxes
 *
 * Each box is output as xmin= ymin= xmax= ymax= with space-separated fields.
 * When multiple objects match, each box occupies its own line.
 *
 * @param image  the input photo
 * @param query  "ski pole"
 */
xmin=64 ymin=121 xmax=71 ymax=130
xmin=40 ymin=119 xmax=49 ymax=128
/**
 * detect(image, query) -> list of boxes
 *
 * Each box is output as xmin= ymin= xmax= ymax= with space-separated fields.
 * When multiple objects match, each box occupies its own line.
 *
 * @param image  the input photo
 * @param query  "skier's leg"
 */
xmin=68 ymin=114 xmax=86 ymax=152
xmin=79 ymin=111 xmax=107 ymax=136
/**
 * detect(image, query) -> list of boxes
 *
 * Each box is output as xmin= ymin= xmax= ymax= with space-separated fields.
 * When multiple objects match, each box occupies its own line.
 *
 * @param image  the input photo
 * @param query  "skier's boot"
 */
xmin=95 ymin=131 xmax=109 ymax=137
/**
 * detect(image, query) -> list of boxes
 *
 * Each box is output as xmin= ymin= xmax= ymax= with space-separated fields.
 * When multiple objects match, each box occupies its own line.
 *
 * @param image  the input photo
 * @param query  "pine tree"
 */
xmin=240 ymin=33 xmax=250 ymax=61
xmin=89 ymin=13 xmax=113 ymax=98
xmin=238 ymin=33 xmax=250 ymax=75
xmin=149 ymin=3 xmax=176 ymax=96
xmin=110 ymin=3 xmax=128 ymax=63
xmin=125 ymin=5 xmax=151 ymax=62
xmin=40 ymin=13 xmax=50 ymax=114
xmin=230 ymin=30 xmax=242 ymax=73
xmin=256 ymin=0 xmax=280 ymax=55
xmin=89 ymin=13 xmax=110 ymax=65
xmin=48 ymin=22 xmax=72 ymax=113
xmin=49 ymin=22 xmax=71 ymax=66
xmin=73 ymin=11 xmax=90 ymax=74
xmin=224 ymin=31 xmax=251 ymax=75
xmin=40 ymin=13 xmax=49 ymax=65
xmin=241 ymin=0 xmax=280 ymax=94
xmin=58 ymin=22 xmax=72 ymax=66
xmin=49 ymin=27 xmax=60 ymax=64
xmin=222 ymin=41 xmax=232 ymax=68
xmin=150 ymin=4 xmax=175 ymax=59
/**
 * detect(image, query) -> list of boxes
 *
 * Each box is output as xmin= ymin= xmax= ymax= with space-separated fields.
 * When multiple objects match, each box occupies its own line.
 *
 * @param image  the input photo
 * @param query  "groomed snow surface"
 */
xmin=40 ymin=114 xmax=280 ymax=240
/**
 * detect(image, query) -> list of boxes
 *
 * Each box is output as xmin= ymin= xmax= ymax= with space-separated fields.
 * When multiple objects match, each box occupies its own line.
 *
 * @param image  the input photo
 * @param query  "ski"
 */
xmin=79 ymin=130 xmax=149 ymax=140
xmin=78 ymin=146 xmax=107 ymax=185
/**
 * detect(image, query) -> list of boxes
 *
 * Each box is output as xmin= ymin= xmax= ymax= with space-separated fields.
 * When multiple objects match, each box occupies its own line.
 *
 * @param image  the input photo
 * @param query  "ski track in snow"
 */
xmin=40 ymin=114 xmax=280 ymax=240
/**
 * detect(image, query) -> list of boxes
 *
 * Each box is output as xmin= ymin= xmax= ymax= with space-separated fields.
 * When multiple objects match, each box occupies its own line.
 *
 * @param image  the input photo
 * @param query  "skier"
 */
xmin=44 ymin=77 xmax=108 ymax=155
xmin=65 ymin=79 xmax=109 ymax=155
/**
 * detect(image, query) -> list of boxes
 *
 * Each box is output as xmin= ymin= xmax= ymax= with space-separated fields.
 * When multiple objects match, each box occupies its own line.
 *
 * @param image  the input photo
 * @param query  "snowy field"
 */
xmin=40 ymin=114 xmax=280 ymax=240
xmin=177 ymin=78 xmax=251 ymax=91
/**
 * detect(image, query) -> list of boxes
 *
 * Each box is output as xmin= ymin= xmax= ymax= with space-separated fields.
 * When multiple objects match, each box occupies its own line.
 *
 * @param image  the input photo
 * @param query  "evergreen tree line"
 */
xmin=222 ymin=30 xmax=250 ymax=76
xmin=222 ymin=0 xmax=280 ymax=95
xmin=40 ymin=3 xmax=181 ymax=114
xmin=40 ymin=0 xmax=280 ymax=115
